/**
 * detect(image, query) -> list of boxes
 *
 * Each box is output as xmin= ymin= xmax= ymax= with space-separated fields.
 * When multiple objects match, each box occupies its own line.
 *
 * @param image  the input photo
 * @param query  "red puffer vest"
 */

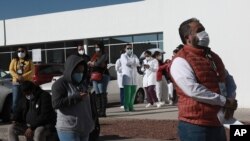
xmin=174 ymin=45 xmax=226 ymax=126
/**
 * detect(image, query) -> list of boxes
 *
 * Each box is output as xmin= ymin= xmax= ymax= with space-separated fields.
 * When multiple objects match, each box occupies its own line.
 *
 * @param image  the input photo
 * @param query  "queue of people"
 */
xmin=6 ymin=18 xmax=238 ymax=141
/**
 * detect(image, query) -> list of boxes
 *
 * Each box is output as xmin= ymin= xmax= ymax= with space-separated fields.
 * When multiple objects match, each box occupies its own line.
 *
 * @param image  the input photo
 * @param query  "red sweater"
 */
xmin=174 ymin=45 xmax=226 ymax=126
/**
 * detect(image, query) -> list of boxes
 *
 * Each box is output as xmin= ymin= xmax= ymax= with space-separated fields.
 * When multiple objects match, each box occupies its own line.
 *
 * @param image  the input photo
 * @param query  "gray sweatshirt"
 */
xmin=52 ymin=55 xmax=94 ymax=135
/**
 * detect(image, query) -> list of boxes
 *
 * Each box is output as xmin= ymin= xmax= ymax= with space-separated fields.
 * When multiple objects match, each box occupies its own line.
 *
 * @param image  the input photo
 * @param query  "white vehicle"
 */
xmin=40 ymin=64 xmax=146 ymax=104
xmin=0 ymin=85 xmax=12 ymax=122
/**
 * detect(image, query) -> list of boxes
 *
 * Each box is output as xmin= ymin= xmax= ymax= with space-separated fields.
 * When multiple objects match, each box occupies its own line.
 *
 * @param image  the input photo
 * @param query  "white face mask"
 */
xmin=196 ymin=31 xmax=210 ymax=47
xmin=18 ymin=52 xmax=26 ymax=58
xmin=145 ymin=57 xmax=151 ymax=61
xmin=78 ymin=50 xmax=84 ymax=55
xmin=157 ymin=56 xmax=162 ymax=60
xmin=95 ymin=48 xmax=100 ymax=52
xmin=126 ymin=49 xmax=133 ymax=55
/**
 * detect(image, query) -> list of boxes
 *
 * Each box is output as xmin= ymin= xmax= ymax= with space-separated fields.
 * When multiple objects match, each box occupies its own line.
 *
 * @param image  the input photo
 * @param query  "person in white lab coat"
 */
xmin=141 ymin=50 xmax=161 ymax=108
xmin=115 ymin=49 xmax=125 ymax=109
xmin=120 ymin=44 xmax=140 ymax=111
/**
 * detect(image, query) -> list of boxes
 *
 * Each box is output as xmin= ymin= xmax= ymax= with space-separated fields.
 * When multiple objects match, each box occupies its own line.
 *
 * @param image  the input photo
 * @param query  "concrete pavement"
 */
xmin=0 ymin=103 xmax=249 ymax=141
xmin=105 ymin=103 xmax=250 ymax=122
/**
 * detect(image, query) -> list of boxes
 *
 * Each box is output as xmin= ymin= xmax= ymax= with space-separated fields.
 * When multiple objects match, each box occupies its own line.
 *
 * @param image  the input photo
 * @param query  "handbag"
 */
xmin=91 ymin=72 xmax=103 ymax=81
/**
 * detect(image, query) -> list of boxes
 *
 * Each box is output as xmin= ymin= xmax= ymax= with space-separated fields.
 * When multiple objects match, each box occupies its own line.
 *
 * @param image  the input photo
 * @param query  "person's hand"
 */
xmin=87 ymin=61 xmax=92 ymax=66
xmin=144 ymin=64 xmax=150 ymax=69
xmin=17 ymin=75 xmax=24 ymax=82
xmin=79 ymin=92 xmax=88 ymax=99
xmin=88 ymin=62 xmax=95 ymax=67
xmin=224 ymin=98 xmax=238 ymax=110
xmin=224 ymin=108 xmax=235 ymax=120
xmin=24 ymin=128 xmax=33 ymax=139
xmin=12 ymin=121 xmax=17 ymax=125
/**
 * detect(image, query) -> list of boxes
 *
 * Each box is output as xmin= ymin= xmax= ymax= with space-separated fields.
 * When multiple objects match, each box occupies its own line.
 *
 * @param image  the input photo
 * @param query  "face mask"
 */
xmin=196 ymin=31 xmax=210 ymax=47
xmin=18 ymin=52 xmax=26 ymax=58
xmin=95 ymin=48 xmax=100 ymax=52
xmin=145 ymin=57 xmax=151 ymax=61
xmin=126 ymin=49 xmax=133 ymax=55
xmin=25 ymin=94 xmax=34 ymax=100
xmin=72 ymin=73 xmax=83 ymax=83
xmin=78 ymin=50 xmax=84 ymax=55
xmin=157 ymin=56 xmax=162 ymax=60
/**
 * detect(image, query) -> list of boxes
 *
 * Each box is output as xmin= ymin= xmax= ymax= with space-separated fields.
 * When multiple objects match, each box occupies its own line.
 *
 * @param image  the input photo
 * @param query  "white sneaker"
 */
xmin=159 ymin=101 xmax=165 ymax=106
xmin=145 ymin=103 xmax=152 ymax=108
xmin=120 ymin=106 xmax=124 ymax=109
xmin=156 ymin=102 xmax=162 ymax=108
xmin=168 ymin=100 xmax=173 ymax=105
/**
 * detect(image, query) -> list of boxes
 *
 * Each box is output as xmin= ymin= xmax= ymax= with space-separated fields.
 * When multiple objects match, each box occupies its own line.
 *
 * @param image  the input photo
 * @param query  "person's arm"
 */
xmin=115 ymin=59 xmax=122 ymax=73
xmin=94 ymin=54 xmax=108 ymax=67
xmin=22 ymin=60 xmax=34 ymax=78
xmin=170 ymin=57 xmax=227 ymax=106
xmin=158 ymin=63 xmax=168 ymax=71
xmin=225 ymin=70 xmax=236 ymax=98
xmin=148 ymin=59 xmax=159 ymax=72
xmin=9 ymin=59 xmax=19 ymax=80
xmin=51 ymin=79 xmax=83 ymax=109
xmin=133 ymin=55 xmax=140 ymax=67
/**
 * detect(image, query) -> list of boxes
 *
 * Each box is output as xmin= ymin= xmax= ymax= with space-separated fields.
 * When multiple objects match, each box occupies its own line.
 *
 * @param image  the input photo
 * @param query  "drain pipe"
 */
xmin=3 ymin=19 xmax=6 ymax=46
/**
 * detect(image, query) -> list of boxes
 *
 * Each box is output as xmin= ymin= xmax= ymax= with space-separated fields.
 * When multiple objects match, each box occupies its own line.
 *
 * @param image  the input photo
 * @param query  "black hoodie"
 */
xmin=51 ymin=55 xmax=94 ymax=135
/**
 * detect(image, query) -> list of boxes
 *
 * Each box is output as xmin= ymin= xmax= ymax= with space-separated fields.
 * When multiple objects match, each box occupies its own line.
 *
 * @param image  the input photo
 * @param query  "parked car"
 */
xmin=0 ymin=85 xmax=12 ymax=122
xmin=33 ymin=63 xmax=64 ymax=85
xmin=40 ymin=64 xmax=146 ymax=104
xmin=0 ymin=69 xmax=12 ymax=89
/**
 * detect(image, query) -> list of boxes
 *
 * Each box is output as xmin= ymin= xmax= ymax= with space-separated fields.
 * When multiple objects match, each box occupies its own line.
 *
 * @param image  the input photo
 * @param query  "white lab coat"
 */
xmin=141 ymin=58 xmax=159 ymax=87
xmin=120 ymin=53 xmax=140 ymax=85
xmin=115 ymin=58 xmax=123 ymax=88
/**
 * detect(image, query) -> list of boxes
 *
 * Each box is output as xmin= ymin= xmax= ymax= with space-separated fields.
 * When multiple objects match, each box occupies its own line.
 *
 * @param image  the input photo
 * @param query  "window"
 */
xmin=133 ymin=34 xmax=157 ymax=43
xmin=110 ymin=36 xmax=132 ymax=44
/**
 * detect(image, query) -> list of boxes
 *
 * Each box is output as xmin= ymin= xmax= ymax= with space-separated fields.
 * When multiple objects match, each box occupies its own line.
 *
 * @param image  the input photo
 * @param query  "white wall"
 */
xmin=161 ymin=0 xmax=250 ymax=108
xmin=5 ymin=0 xmax=164 ymax=45
xmin=3 ymin=0 xmax=250 ymax=108
xmin=0 ymin=21 xmax=4 ymax=46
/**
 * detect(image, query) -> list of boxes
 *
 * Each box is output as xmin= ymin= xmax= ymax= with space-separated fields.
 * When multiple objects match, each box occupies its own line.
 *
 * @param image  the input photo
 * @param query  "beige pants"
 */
xmin=8 ymin=123 xmax=50 ymax=141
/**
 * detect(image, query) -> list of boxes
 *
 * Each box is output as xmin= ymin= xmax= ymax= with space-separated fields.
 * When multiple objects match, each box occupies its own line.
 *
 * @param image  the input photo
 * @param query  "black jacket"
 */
xmin=12 ymin=87 xmax=56 ymax=130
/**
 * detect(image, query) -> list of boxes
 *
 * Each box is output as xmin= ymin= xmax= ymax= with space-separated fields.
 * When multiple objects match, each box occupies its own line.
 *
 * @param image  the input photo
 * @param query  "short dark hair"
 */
xmin=152 ymin=51 xmax=161 ymax=58
xmin=20 ymin=80 xmax=36 ymax=93
xmin=179 ymin=18 xmax=200 ymax=44
xmin=144 ymin=50 xmax=152 ymax=56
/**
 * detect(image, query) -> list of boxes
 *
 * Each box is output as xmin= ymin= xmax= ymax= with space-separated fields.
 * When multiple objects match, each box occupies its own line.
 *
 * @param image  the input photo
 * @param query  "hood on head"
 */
xmin=63 ymin=55 xmax=87 ymax=83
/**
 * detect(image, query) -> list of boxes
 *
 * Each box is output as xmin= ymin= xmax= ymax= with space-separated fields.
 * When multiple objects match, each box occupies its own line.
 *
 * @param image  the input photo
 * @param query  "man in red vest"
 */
xmin=170 ymin=18 xmax=237 ymax=141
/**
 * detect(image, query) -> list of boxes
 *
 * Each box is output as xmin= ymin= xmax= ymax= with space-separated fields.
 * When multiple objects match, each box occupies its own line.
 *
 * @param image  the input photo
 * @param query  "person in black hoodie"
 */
xmin=52 ymin=55 xmax=94 ymax=141
xmin=8 ymin=80 xmax=57 ymax=141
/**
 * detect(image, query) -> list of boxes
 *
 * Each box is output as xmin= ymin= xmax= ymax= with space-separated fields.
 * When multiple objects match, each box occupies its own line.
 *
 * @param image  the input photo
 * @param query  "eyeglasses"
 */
xmin=78 ymin=48 xmax=84 ymax=51
xmin=126 ymin=48 xmax=132 ymax=50
xmin=18 ymin=50 xmax=24 ymax=53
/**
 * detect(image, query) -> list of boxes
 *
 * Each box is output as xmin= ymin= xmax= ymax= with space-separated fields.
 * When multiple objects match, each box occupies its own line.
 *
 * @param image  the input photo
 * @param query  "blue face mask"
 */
xmin=72 ymin=73 xmax=83 ymax=83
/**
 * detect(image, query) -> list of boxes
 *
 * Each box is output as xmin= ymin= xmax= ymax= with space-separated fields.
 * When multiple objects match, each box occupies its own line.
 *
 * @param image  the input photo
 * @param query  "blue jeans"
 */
xmin=57 ymin=131 xmax=89 ymax=141
xmin=92 ymin=74 xmax=110 ymax=94
xmin=12 ymin=84 xmax=21 ymax=113
xmin=178 ymin=121 xmax=227 ymax=141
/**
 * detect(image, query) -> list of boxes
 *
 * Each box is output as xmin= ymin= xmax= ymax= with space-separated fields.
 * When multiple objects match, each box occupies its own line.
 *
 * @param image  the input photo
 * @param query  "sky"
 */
xmin=0 ymin=0 xmax=139 ymax=20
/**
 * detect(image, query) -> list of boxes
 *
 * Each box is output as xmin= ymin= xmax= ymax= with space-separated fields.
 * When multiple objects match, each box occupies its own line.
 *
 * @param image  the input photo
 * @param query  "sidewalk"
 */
xmin=0 ymin=104 xmax=249 ymax=141
xmin=105 ymin=103 xmax=250 ymax=122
